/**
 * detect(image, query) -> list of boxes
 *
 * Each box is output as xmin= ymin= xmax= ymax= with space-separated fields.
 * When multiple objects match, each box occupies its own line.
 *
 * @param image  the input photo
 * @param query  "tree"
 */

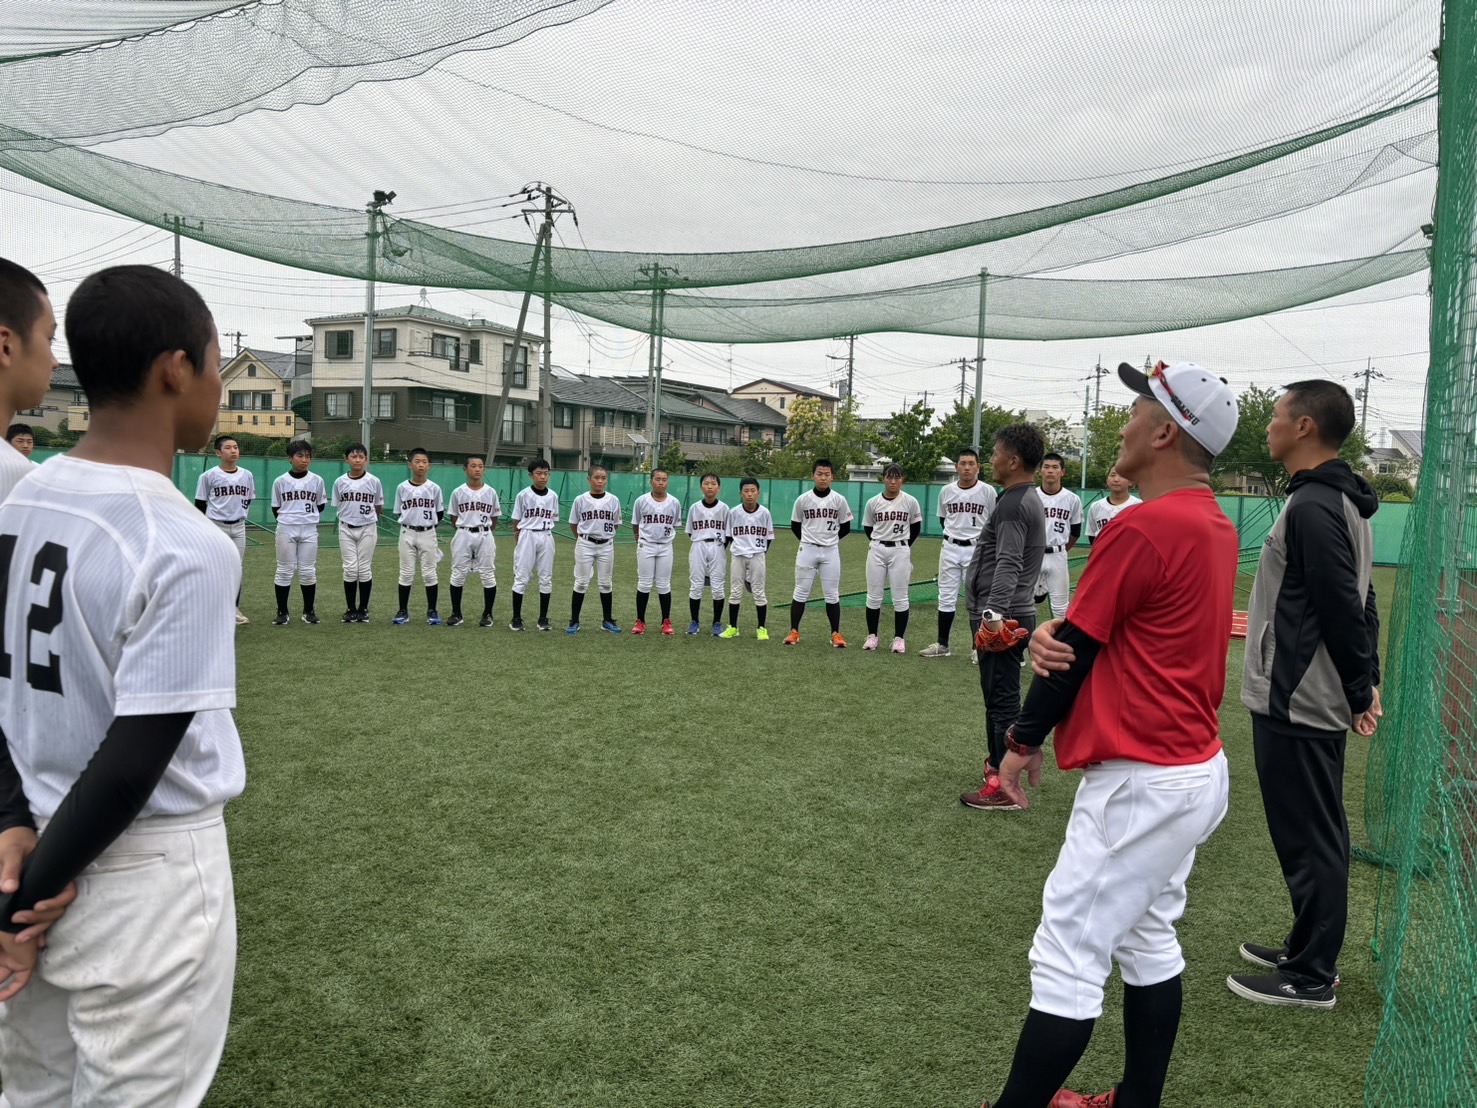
xmin=770 ymin=396 xmax=873 ymax=480
xmin=657 ymin=440 xmax=688 ymax=475
xmin=818 ymin=397 xmax=874 ymax=481
xmin=781 ymin=396 xmax=829 ymax=456
xmin=1080 ymin=404 xmax=1132 ymax=487
xmin=932 ymin=399 xmax=1022 ymax=463
xmin=875 ymin=400 xmax=938 ymax=481
xmin=1217 ymin=387 xmax=1375 ymax=497
xmin=1370 ymin=473 xmax=1414 ymax=500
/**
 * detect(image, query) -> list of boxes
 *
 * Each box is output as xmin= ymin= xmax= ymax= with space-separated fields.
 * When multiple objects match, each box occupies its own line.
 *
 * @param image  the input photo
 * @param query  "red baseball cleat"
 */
xmin=632 ymin=620 xmax=646 ymax=636
xmin=660 ymin=619 xmax=675 ymax=636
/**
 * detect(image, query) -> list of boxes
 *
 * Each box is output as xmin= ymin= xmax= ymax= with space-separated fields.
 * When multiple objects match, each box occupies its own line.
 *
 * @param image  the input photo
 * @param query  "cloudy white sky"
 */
xmin=0 ymin=0 xmax=1442 ymax=439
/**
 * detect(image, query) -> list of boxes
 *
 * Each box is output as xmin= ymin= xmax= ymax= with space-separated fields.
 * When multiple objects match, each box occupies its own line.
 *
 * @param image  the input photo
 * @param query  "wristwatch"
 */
xmin=1005 ymin=725 xmax=1040 ymax=756
xmin=982 ymin=608 xmax=1003 ymax=624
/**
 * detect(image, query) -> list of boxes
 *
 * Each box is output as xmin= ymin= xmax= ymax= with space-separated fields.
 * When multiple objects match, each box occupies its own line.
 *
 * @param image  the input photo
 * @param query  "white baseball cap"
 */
xmin=1117 ymin=360 xmax=1238 ymax=456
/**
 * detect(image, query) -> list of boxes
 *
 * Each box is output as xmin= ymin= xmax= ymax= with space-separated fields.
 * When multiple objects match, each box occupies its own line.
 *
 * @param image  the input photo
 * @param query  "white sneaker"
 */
xmin=971 ymin=648 xmax=979 ymax=665
xmin=863 ymin=633 xmax=879 ymax=651
xmin=919 ymin=642 xmax=951 ymax=658
xmin=891 ymin=637 xmax=906 ymax=654
xmin=236 ymin=609 xmax=250 ymax=625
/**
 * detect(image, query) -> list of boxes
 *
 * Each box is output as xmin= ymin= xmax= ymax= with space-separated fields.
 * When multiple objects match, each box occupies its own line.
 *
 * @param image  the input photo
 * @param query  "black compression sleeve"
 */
xmin=908 ymin=521 xmax=922 ymax=545
xmin=1012 ymin=622 xmax=1103 ymax=747
xmin=838 ymin=521 xmax=851 ymax=539
xmin=791 ymin=520 xmax=802 ymax=540
xmin=272 ymin=506 xmax=280 ymax=518
xmin=1069 ymin=524 xmax=1082 ymax=545
xmin=0 ymin=726 xmax=35 ymax=835
xmin=0 ymin=713 xmax=192 ymax=933
xmin=194 ymin=499 xmax=208 ymax=514
xmin=863 ymin=525 xmax=874 ymax=539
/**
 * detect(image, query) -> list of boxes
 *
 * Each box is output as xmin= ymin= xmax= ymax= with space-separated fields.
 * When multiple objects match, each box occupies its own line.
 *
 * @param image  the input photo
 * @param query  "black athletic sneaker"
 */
xmin=478 ymin=613 xmax=493 ymax=628
xmin=509 ymin=618 xmax=525 ymax=632
xmin=272 ymin=611 xmax=290 ymax=626
xmin=1226 ymin=973 xmax=1336 ymax=1009
xmin=342 ymin=609 xmax=357 ymax=624
xmin=1239 ymin=942 xmax=1341 ymax=987
xmin=535 ymin=619 xmax=552 ymax=632
xmin=356 ymin=609 xmax=370 ymax=624
xmin=302 ymin=610 xmax=320 ymax=625
xmin=446 ymin=614 xmax=465 ymax=627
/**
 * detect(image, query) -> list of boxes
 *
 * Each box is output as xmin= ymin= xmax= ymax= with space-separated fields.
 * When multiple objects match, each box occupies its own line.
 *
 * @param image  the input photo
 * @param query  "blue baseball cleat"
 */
xmin=686 ymin=620 xmax=701 ymax=635
xmin=600 ymin=620 xmax=623 ymax=634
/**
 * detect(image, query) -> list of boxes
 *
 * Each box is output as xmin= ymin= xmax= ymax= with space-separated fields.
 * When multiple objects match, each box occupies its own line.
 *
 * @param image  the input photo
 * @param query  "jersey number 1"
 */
xmin=0 ymin=536 xmax=68 ymax=694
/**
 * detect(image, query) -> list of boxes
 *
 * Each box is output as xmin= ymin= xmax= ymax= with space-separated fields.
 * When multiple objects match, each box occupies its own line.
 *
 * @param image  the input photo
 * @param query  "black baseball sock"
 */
xmin=425 ymin=585 xmax=438 ymax=613
xmin=570 ymin=590 xmax=585 ymax=623
xmin=300 ymin=583 xmax=316 ymax=613
xmin=991 ymin=1007 xmax=1096 ymax=1108
xmin=729 ymin=602 xmax=740 ymax=627
xmin=658 ymin=591 xmax=671 ymax=620
xmin=939 ymin=609 xmax=956 ymax=647
xmin=790 ymin=599 xmax=806 ymax=631
xmin=482 ymin=586 xmax=496 ymax=617
xmin=826 ymin=601 xmax=841 ymax=633
xmin=359 ymin=581 xmax=373 ymax=613
xmin=449 ymin=585 xmax=464 ymax=618
xmin=343 ymin=581 xmax=356 ymax=611
xmin=712 ymin=598 xmax=724 ymax=625
xmin=756 ymin=603 xmax=767 ymax=628
xmin=538 ymin=591 xmax=551 ymax=623
xmin=895 ymin=609 xmax=909 ymax=638
xmin=1116 ymin=976 xmax=1182 ymax=1108
xmin=690 ymin=597 xmax=701 ymax=623
xmin=866 ymin=605 xmax=881 ymax=636
xmin=274 ymin=584 xmax=290 ymax=615
xmin=636 ymin=590 xmax=649 ymax=622
xmin=398 ymin=584 xmax=411 ymax=613
xmin=600 ymin=591 xmax=613 ymax=622
xmin=512 ymin=590 xmax=524 ymax=622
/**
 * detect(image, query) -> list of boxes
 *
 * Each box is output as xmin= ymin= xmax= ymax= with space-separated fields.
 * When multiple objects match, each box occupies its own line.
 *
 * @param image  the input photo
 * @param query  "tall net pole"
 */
xmin=359 ymin=191 xmax=393 ymax=451
xmin=972 ymin=268 xmax=988 ymax=449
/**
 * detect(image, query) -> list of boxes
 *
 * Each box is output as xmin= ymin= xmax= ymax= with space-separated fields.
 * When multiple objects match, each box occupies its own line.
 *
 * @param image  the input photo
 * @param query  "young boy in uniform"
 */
xmin=446 ymin=454 xmax=501 ymax=627
xmin=195 ymin=434 xmax=255 ymax=624
xmin=631 ymin=468 xmax=682 ymax=636
xmin=0 ymin=264 xmax=244 ymax=1104
xmin=0 ymin=258 xmax=57 ymax=503
xmin=331 ymin=442 xmax=383 ymax=623
xmin=786 ymin=458 xmax=853 ymax=648
xmin=1034 ymin=451 xmax=1084 ymax=618
xmin=921 ymin=447 xmax=997 ymax=659
xmin=270 ymin=438 xmax=327 ymax=625
xmin=567 ymin=464 xmax=623 ymax=634
xmin=509 ymin=457 xmax=559 ymax=631
xmin=720 ymin=477 xmax=775 ymax=640
xmin=861 ymin=464 xmax=923 ymax=653
xmin=685 ymin=472 xmax=730 ymax=636
xmin=1086 ymin=464 xmax=1142 ymax=547
xmin=392 ymin=447 xmax=444 ymax=626
xmin=4 ymin=424 xmax=33 ymax=460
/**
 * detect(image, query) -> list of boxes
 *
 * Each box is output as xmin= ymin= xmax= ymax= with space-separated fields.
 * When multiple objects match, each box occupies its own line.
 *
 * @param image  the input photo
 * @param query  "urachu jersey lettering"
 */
xmin=1039 ymin=488 xmax=1084 ymax=543
xmin=792 ymin=489 xmax=853 ymax=547
xmin=271 ymin=472 xmax=327 ymax=526
xmin=395 ymin=479 xmax=444 ymax=527
xmin=333 ymin=473 xmax=384 ymax=526
xmin=938 ymin=480 xmax=997 ymax=541
xmin=727 ymin=505 xmax=775 ymax=557
xmin=686 ymin=500 xmax=730 ymax=540
xmin=451 ymin=484 xmax=502 ymax=529
xmin=863 ymin=492 xmax=922 ymax=542
xmin=511 ymin=486 xmax=560 ymax=531
xmin=196 ymin=466 xmax=256 ymax=522
xmin=570 ymin=492 xmax=623 ymax=537
xmin=633 ymin=494 xmax=682 ymax=545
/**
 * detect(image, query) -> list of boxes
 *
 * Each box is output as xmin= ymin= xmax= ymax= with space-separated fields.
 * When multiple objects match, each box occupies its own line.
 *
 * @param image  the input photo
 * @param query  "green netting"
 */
xmin=1362 ymin=2 xmax=1477 ymax=1103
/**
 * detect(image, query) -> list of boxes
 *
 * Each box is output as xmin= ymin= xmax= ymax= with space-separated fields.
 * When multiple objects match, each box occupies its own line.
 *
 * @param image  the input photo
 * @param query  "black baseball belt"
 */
xmin=1046 ymin=544 xmax=1066 ymax=554
xmin=696 ymin=537 xmax=721 ymax=543
xmin=341 ymin=521 xmax=373 ymax=529
xmin=582 ymin=536 xmax=610 ymax=545
xmin=461 ymin=526 xmax=493 ymax=533
xmin=949 ymin=538 xmax=974 ymax=547
xmin=402 ymin=524 xmax=434 ymax=532
xmin=877 ymin=540 xmax=906 ymax=548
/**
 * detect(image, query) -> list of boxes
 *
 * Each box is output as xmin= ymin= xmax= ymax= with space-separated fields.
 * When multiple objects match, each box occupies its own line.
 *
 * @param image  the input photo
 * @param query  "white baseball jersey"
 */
xmin=791 ymin=489 xmax=852 ymax=546
xmin=685 ymin=499 xmax=730 ymax=543
xmin=394 ymin=479 xmax=444 ymax=527
xmin=0 ymin=457 xmax=245 ymax=820
xmin=632 ymin=493 xmax=682 ymax=545
xmin=195 ymin=465 xmax=256 ymax=523
xmin=863 ymin=492 xmax=922 ymax=542
xmin=938 ymin=480 xmax=997 ymax=541
xmin=511 ymin=486 xmax=560 ymax=532
xmin=1039 ymin=487 xmax=1085 ymax=549
xmin=449 ymin=483 xmax=502 ymax=529
xmin=569 ymin=491 xmax=623 ymax=538
xmin=0 ymin=439 xmax=33 ymax=503
xmin=271 ymin=470 xmax=327 ymax=525
xmin=727 ymin=504 xmax=775 ymax=556
xmin=332 ymin=472 xmax=384 ymax=527
xmin=1086 ymin=495 xmax=1143 ymax=539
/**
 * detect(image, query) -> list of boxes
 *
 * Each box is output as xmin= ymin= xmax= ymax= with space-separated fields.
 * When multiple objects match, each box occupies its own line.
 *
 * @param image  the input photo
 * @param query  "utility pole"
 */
xmin=640 ymin=262 xmax=677 ymax=468
xmin=1355 ymin=358 xmax=1387 ymax=434
xmin=957 ymin=357 xmax=970 ymax=405
xmin=163 ymin=213 xmax=203 ymax=278
xmin=1091 ymin=354 xmax=1108 ymax=413
xmin=223 ymin=331 xmax=246 ymax=356
xmin=1081 ymin=386 xmax=1091 ymax=492
xmin=360 ymin=189 xmax=395 ymax=450
xmin=826 ymin=337 xmax=858 ymax=403
xmin=972 ymin=269 xmax=988 ymax=449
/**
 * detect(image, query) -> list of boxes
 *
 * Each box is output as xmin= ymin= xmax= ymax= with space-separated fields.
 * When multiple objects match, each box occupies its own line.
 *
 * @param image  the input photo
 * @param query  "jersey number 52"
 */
xmin=0 ymin=536 xmax=68 ymax=694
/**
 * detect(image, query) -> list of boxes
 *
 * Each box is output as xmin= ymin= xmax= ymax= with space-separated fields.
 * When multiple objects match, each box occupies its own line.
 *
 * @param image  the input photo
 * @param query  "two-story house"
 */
xmin=305 ymin=305 xmax=544 ymax=463
xmin=549 ymin=371 xmax=750 ymax=470
xmin=21 ymin=364 xmax=81 ymax=433
xmin=215 ymin=349 xmax=303 ymax=440
xmin=731 ymin=377 xmax=839 ymax=423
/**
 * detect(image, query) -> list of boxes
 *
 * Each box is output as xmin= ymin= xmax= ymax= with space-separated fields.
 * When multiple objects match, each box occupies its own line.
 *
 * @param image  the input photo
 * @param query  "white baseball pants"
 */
xmin=792 ymin=543 xmax=842 ymax=604
xmin=273 ymin=522 xmax=318 ymax=585
xmin=865 ymin=542 xmax=913 ymax=611
xmin=512 ymin=530 xmax=554 ymax=592
xmin=1036 ymin=548 xmax=1071 ymax=618
xmin=1028 ymin=752 xmax=1229 ymax=1020
xmin=398 ymin=527 xmax=439 ymax=586
xmin=728 ymin=552 xmax=768 ymax=606
xmin=636 ymin=543 xmax=674 ymax=594
xmin=339 ymin=522 xmax=378 ymax=582
xmin=212 ymin=517 xmax=246 ymax=561
xmin=0 ymin=806 xmax=236 ymax=1108
xmin=688 ymin=539 xmax=726 ymax=599
xmin=573 ymin=538 xmax=614 ymax=594
xmin=936 ymin=540 xmax=975 ymax=614
xmin=450 ymin=528 xmax=496 ymax=587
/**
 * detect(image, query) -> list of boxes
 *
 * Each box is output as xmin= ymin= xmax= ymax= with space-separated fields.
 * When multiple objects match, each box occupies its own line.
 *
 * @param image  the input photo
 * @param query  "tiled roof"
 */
xmin=732 ymin=377 xmax=839 ymax=401
xmin=50 ymin=364 xmax=78 ymax=389
xmin=700 ymin=393 xmax=788 ymax=427
xmin=550 ymin=375 xmax=647 ymax=413
xmin=1390 ymin=429 xmax=1424 ymax=458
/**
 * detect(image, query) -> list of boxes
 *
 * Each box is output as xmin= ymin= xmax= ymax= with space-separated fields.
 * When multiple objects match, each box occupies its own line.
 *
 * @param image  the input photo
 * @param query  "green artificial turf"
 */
xmin=207 ymin=535 xmax=1394 ymax=1107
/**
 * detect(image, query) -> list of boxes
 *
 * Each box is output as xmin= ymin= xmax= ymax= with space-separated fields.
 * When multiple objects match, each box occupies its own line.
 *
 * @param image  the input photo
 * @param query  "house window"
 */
xmin=502 ymin=343 xmax=529 ymax=388
xmin=325 ymin=392 xmax=352 ymax=419
xmin=236 ymin=415 xmax=243 ymax=426
xmin=431 ymin=333 xmax=460 ymax=361
xmin=375 ymin=328 xmax=397 ymax=358
xmin=325 ymin=330 xmax=354 ymax=359
xmin=246 ymin=363 xmax=257 ymax=377
xmin=621 ymin=412 xmax=644 ymax=430
xmin=228 ymin=391 xmax=274 ymax=411
xmin=374 ymin=392 xmax=395 ymax=420
xmin=269 ymin=416 xmax=276 ymax=426
xmin=502 ymin=403 xmax=528 ymax=445
xmin=778 ymin=396 xmax=786 ymax=409
xmin=251 ymin=415 xmax=259 ymax=426
xmin=468 ymin=338 xmax=481 ymax=365
xmin=595 ymin=410 xmax=616 ymax=428
xmin=73 ymin=391 xmax=86 ymax=404
xmin=554 ymin=404 xmax=575 ymax=429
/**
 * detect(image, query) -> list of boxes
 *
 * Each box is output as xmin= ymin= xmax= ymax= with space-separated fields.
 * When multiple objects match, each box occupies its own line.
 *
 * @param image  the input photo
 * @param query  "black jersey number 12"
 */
xmin=0 ymin=536 xmax=69 ymax=694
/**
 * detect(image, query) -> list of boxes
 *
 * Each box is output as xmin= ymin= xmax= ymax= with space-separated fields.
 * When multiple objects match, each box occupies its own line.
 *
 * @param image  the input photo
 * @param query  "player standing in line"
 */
xmin=861 ymin=464 xmax=923 ymax=653
xmin=786 ymin=458 xmax=854 ymax=648
xmin=566 ymin=464 xmax=623 ymax=634
xmin=959 ymin=425 xmax=1046 ymax=810
xmin=978 ymin=360 xmax=1239 ymax=1108
xmin=630 ymin=468 xmax=682 ymax=636
xmin=509 ymin=457 xmax=559 ymax=631
xmin=0 ymin=265 xmax=244 ymax=1104
xmin=686 ymin=472 xmax=730 ymax=636
xmin=0 ymin=259 xmax=58 ymax=503
xmin=1085 ymin=464 xmax=1141 ymax=548
xmin=195 ymin=434 xmax=256 ymax=625
xmin=331 ymin=442 xmax=383 ymax=623
xmin=4 ymin=425 xmax=33 ymax=460
xmin=391 ymin=447 xmax=444 ymax=626
xmin=269 ymin=438 xmax=327 ymax=626
xmin=446 ymin=454 xmax=501 ymax=628
xmin=921 ymin=447 xmax=997 ymax=660
xmin=720 ymin=476 xmax=775 ymax=640
xmin=1033 ymin=452 xmax=1084 ymax=619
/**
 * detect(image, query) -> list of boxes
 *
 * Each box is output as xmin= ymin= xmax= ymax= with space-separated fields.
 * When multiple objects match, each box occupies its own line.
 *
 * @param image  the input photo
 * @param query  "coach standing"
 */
xmin=1229 ymin=380 xmax=1381 ymax=1011
xmin=980 ymin=361 xmax=1239 ymax=1108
